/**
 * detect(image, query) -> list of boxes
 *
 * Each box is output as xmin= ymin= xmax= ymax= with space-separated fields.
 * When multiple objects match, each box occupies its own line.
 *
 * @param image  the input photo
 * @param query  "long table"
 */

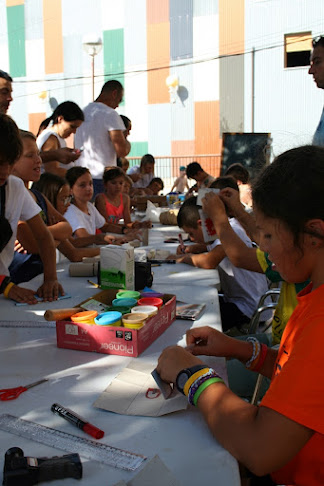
xmin=0 ymin=226 xmax=239 ymax=486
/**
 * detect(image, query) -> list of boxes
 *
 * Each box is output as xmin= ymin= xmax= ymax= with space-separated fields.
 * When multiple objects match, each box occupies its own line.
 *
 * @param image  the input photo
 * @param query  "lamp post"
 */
xmin=82 ymin=34 xmax=103 ymax=101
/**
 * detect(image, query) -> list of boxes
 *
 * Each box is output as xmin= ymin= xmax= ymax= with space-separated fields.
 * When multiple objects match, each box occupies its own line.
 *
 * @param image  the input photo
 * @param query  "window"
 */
xmin=284 ymin=32 xmax=312 ymax=68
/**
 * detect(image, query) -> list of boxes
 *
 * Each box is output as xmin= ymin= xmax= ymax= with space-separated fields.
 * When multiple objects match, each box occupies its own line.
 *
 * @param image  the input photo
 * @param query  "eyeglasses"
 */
xmin=312 ymin=35 xmax=324 ymax=47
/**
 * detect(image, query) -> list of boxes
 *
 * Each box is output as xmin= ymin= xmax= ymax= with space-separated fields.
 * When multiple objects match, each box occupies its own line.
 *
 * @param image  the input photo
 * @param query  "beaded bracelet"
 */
xmin=251 ymin=343 xmax=268 ymax=372
xmin=192 ymin=377 xmax=225 ymax=407
xmin=245 ymin=337 xmax=261 ymax=369
xmin=183 ymin=368 xmax=210 ymax=397
xmin=3 ymin=281 xmax=15 ymax=299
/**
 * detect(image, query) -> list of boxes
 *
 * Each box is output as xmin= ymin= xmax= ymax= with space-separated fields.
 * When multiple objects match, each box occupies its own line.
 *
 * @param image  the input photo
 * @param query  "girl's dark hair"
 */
xmin=32 ymin=172 xmax=67 ymax=209
xmin=0 ymin=114 xmax=22 ymax=165
xmin=103 ymin=166 xmax=125 ymax=183
xmin=210 ymin=176 xmax=239 ymax=192
xmin=37 ymin=101 xmax=84 ymax=136
xmin=252 ymin=145 xmax=324 ymax=242
xmin=66 ymin=166 xmax=90 ymax=188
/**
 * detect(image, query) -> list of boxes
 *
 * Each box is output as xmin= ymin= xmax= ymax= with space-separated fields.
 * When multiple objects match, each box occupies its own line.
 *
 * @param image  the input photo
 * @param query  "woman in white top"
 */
xmin=36 ymin=101 xmax=84 ymax=177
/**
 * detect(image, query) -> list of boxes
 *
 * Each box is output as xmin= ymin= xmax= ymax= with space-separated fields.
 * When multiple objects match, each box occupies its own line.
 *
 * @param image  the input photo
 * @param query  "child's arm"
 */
xmin=45 ymin=197 xmax=72 ymax=241
xmin=122 ymin=193 xmax=132 ymax=225
xmin=175 ymin=243 xmax=207 ymax=255
xmin=26 ymin=214 xmax=64 ymax=300
xmin=202 ymin=193 xmax=263 ymax=273
xmin=220 ymin=188 xmax=259 ymax=243
xmin=57 ymin=239 xmax=100 ymax=262
xmin=171 ymin=244 xmax=226 ymax=269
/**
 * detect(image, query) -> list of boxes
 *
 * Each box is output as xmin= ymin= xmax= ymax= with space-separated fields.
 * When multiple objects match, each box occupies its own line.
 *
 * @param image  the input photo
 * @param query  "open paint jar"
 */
xmin=131 ymin=305 xmax=158 ymax=317
xmin=122 ymin=312 xmax=148 ymax=330
xmin=116 ymin=290 xmax=141 ymax=300
xmin=71 ymin=310 xmax=98 ymax=325
xmin=94 ymin=311 xmax=122 ymax=327
xmin=137 ymin=297 xmax=163 ymax=309
xmin=112 ymin=297 xmax=138 ymax=308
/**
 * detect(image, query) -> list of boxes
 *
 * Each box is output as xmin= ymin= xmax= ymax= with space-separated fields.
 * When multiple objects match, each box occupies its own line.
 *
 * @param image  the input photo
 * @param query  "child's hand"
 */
xmin=186 ymin=326 xmax=236 ymax=358
xmin=37 ymin=280 xmax=64 ymax=302
xmin=157 ymin=345 xmax=203 ymax=384
xmin=176 ymin=244 xmax=187 ymax=255
xmin=7 ymin=284 xmax=38 ymax=305
xmin=219 ymin=187 xmax=244 ymax=217
xmin=202 ymin=193 xmax=227 ymax=224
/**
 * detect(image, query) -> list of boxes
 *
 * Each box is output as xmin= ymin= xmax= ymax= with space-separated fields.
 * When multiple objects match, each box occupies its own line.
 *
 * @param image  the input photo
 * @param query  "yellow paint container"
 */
xmin=122 ymin=312 xmax=148 ymax=330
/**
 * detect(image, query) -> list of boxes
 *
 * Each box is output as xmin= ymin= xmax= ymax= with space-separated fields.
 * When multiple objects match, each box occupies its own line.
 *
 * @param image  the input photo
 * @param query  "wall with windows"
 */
xmin=1 ymin=0 xmax=324 ymax=170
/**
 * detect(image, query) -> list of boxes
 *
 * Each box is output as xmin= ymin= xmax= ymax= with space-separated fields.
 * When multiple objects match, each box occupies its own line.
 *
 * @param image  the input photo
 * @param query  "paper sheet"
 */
xmin=113 ymin=455 xmax=183 ymax=486
xmin=93 ymin=360 xmax=187 ymax=417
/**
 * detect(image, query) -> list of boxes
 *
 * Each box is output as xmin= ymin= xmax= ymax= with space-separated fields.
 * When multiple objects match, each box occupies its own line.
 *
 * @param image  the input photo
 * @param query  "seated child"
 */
xmin=33 ymin=173 xmax=103 ymax=261
xmin=95 ymin=167 xmax=151 ymax=230
xmin=224 ymin=162 xmax=252 ymax=210
xmin=127 ymin=153 xmax=155 ymax=189
xmin=9 ymin=130 xmax=72 ymax=283
xmin=0 ymin=114 xmax=64 ymax=303
xmin=170 ymin=187 xmax=270 ymax=332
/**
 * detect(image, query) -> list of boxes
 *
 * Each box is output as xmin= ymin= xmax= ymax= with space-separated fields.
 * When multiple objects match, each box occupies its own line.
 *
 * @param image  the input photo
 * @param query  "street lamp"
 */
xmin=82 ymin=34 xmax=103 ymax=101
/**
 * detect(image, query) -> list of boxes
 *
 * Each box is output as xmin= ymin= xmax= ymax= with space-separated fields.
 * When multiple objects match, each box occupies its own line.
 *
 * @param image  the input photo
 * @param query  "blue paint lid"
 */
xmin=112 ymin=298 xmax=138 ymax=308
xmin=94 ymin=311 xmax=122 ymax=326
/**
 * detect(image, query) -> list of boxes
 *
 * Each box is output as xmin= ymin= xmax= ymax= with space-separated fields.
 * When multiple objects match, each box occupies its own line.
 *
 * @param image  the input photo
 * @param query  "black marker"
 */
xmin=51 ymin=403 xmax=104 ymax=439
xmin=148 ymin=259 xmax=176 ymax=264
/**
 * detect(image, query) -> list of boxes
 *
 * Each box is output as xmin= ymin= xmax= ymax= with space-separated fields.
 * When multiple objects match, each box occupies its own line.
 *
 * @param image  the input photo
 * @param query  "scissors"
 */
xmin=0 ymin=379 xmax=48 ymax=401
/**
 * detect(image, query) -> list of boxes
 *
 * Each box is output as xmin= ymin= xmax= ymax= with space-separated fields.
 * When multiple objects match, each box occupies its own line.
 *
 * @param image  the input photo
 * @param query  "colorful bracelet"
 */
xmin=187 ymin=369 xmax=224 ymax=405
xmin=251 ymin=343 xmax=268 ymax=372
xmin=183 ymin=368 xmax=210 ymax=397
xmin=0 ymin=275 xmax=11 ymax=294
xmin=3 ymin=281 xmax=15 ymax=299
xmin=192 ymin=377 xmax=225 ymax=407
xmin=245 ymin=337 xmax=261 ymax=369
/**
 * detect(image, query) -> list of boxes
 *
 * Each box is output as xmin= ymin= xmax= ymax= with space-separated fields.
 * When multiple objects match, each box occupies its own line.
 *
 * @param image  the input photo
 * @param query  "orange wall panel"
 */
xmin=147 ymin=22 xmax=170 ymax=104
xmin=147 ymin=0 xmax=169 ymax=24
xmin=6 ymin=0 xmax=24 ymax=6
xmin=28 ymin=112 xmax=46 ymax=137
xmin=42 ymin=0 xmax=63 ymax=74
xmin=195 ymin=101 xmax=221 ymax=154
xmin=171 ymin=140 xmax=195 ymax=156
xmin=219 ymin=0 xmax=244 ymax=55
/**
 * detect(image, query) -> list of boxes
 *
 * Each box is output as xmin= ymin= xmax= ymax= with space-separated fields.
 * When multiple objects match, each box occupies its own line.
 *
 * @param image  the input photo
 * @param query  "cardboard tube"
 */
xmin=44 ymin=308 xmax=83 ymax=321
xmin=69 ymin=262 xmax=98 ymax=277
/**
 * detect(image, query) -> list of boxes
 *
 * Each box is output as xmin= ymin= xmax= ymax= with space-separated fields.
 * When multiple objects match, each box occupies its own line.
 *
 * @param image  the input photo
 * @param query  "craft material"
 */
xmin=100 ymin=244 xmax=134 ymax=290
xmin=87 ymin=279 xmax=100 ymax=288
xmin=51 ymin=403 xmax=104 ymax=440
xmin=131 ymin=305 xmax=158 ymax=317
xmin=116 ymin=290 xmax=140 ymax=300
xmin=0 ymin=414 xmax=146 ymax=471
xmin=106 ymin=305 xmax=131 ymax=315
xmin=147 ymin=259 xmax=176 ymax=264
xmin=44 ymin=308 xmax=83 ymax=322
xmin=16 ymin=294 xmax=71 ymax=306
xmin=94 ymin=311 xmax=122 ymax=327
xmin=71 ymin=310 xmax=98 ymax=325
xmin=122 ymin=313 xmax=148 ymax=329
xmin=112 ymin=297 xmax=137 ymax=308
xmin=3 ymin=446 xmax=82 ymax=485
xmin=0 ymin=379 xmax=48 ymax=401
xmin=176 ymin=303 xmax=206 ymax=321
xmin=151 ymin=369 xmax=173 ymax=399
xmin=178 ymin=233 xmax=186 ymax=254
xmin=137 ymin=297 xmax=163 ymax=309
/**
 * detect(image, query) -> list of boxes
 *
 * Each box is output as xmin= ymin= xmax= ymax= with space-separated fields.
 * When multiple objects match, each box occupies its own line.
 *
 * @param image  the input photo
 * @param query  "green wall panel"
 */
xmin=129 ymin=141 xmax=149 ymax=161
xmin=103 ymin=28 xmax=124 ymax=105
xmin=7 ymin=5 xmax=26 ymax=78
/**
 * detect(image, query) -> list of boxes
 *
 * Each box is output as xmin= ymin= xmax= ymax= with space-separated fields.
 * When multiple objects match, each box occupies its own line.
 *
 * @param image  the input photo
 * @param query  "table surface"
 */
xmin=0 ymin=225 xmax=239 ymax=486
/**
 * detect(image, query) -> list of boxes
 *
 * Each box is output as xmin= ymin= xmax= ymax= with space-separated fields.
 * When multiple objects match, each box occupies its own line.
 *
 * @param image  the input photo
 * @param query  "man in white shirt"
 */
xmin=75 ymin=80 xmax=131 ymax=196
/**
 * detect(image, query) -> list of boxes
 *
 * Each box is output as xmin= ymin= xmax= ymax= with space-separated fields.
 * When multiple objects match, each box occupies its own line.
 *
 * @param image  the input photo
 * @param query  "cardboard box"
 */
xmin=56 ymin=289 xmax=176 ymax=357
xmin=135 ymin=195 xmax=167 ymax=211
xmin=100 ymin=244 xmax=134 ymax=290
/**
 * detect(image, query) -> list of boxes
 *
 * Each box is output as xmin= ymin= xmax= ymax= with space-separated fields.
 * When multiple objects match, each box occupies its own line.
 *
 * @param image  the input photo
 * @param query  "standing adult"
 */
xmin=309 ymin=36 xmax=324 ymax=146
xmin=0 ymin=70 xmax=13 ymax=114
xmin=0 ymin=68 xmax=81 ymax=167
xmin=75 ymin=79 xmax=130 ymax=197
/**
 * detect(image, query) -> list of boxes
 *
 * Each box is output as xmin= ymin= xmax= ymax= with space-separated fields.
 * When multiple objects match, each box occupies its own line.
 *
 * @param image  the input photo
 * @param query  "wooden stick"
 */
xmin=44 ymin=308 xmax=83 ymax=321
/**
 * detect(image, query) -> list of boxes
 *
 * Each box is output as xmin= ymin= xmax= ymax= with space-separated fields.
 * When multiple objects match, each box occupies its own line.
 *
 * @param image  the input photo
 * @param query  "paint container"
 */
xmin=122 ymin=312 xmax=148 ymax=330
xmin=71 ymin=310 xmax=98 ymax=325
xmin=94 ymin=311 xmax=122 ymax=327
xmin=131 ymin=305 xmax=158 ymax=317
xmin=112 ymin=297 xmax=138 ymax=308
xmin=106 ymin=305 xmax=131 ymax=316
xmin=137 ymin=297 xmax=163 ymax=309
xmin=116 ymin=290 xmax=141 ymax=300
xmin=140 ymin=291 xmax=164 ymax=299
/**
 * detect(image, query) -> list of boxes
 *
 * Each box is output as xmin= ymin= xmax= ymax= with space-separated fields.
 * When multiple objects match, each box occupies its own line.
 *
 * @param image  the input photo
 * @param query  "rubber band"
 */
xmin=183 ymin=367 xmax=210 ymax=397
xmin=192 ymin=377 xmax=225 ymax=406
xmin=245 ymin=337 xmax=261 ymax=369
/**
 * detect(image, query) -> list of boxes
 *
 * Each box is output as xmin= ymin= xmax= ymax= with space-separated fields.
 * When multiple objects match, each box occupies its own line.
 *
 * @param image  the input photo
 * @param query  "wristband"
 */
xmin=251 ymin=343 xmax=268 ymax=372
xmin=3 ymin=281 xmax=15 ymax=299
xmin=187 ymin=369 xmax=224 ymax=405
xmin=182 ymin=367 xmax=210 ymax=396
xmin=192 ymin=377 xmax=225 ymax=407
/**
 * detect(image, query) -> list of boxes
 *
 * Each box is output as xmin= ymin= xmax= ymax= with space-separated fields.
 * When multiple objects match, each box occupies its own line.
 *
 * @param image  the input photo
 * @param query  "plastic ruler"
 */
xmin=0 ymin=414 xmax=146 ymax=471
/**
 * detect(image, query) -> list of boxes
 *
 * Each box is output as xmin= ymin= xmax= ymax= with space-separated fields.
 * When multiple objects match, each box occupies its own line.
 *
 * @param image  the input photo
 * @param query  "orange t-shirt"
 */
xmin=260 ymin=283 xmax=324 ymax=485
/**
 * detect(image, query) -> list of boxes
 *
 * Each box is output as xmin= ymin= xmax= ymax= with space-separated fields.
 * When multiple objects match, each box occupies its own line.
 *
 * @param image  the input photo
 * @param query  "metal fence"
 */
xmin=128 ymin=154 xmax=222 ymax=192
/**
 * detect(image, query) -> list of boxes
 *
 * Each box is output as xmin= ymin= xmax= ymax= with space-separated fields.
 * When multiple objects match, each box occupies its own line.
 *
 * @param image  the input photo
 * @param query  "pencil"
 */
xmin=87 ymin=279 xmax=99 ymax=288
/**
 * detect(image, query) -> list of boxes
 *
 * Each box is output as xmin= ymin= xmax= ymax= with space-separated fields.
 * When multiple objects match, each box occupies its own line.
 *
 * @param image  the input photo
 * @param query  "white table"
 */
xmin=0 ymin=227 xmax=239 ymax=486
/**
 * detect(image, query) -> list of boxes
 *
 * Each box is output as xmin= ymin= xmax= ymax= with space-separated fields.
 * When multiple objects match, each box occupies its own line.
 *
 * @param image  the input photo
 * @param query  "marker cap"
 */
xmin=83 ymin=423 xmax=105 ymax=439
